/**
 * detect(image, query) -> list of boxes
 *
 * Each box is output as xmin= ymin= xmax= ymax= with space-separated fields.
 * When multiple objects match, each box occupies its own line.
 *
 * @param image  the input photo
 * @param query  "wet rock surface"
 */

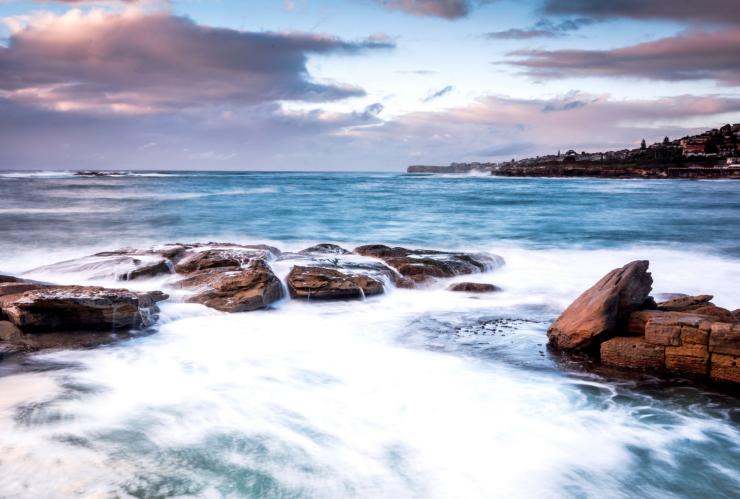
xmin=0 ymin=286 xmax=167 ymax=332
xmin=178 ymin=260 xmax=283 ymax=312
xmin=0 ymin=241 xmax=507 ymax=351
xmin=287 ymin=266 xmax=384 ymax=300
xmin=549 ymin=260 xmax=740 ymax=386
xmin=448 ymin=282 xmax=501 ymax=293
xmin=354 ymin=244 xmax=502 ymax=285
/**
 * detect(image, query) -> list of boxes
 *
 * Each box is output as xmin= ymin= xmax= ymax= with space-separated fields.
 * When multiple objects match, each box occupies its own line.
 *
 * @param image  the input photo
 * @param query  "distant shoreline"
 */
xmin=407 ymin=163 xmax=740 ymax=180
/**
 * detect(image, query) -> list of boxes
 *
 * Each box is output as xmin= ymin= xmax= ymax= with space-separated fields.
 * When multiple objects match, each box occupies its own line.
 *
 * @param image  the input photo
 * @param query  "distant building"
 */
xmin=563 ymin=149 xmax=577 ymax=162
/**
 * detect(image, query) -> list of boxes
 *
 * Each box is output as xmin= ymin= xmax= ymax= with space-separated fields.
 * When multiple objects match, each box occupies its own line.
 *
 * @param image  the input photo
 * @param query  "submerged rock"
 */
xmin=548 ymin=260 xmax=653 ymax=351
xmin=298 ymin=243 xmax=351 ymax=255
xmin=0 ymin=286 xmax=167 ymax=332
xmin=447 ymin=282 xmax=501 ymax=293
xmin=287 ymin=266 xmax=384 ymax=300
xmin=354 ymin=244 xmax=502 ymax=285
xmin=178 ymin=260 xmax=283 ymax=312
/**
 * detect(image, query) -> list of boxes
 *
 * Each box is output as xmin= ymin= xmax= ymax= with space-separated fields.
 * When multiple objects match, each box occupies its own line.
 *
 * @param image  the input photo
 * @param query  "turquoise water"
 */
xmin=0 ymin=171 xmax=738 ymax=498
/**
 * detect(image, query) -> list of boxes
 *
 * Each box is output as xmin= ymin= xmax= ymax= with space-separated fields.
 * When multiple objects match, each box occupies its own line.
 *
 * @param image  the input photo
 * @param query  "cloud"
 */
xmin=351 ymin=92 xmax=740 ymax=164
xmin=375 ymin=0 xmax=495 ymax=19
xmin=508 ymin=29 xmax=740 ymax=85
xmin=0 ymin=9 xmax=393 ymax=114
xmin=422 ymin=85 xmax=453 ymax=102
xmin=6 ymin=90 xmax=737 ymax=170
xmin=486 ymin=17 xmax=594 ymax=39
xmin=543 ymin=0 xmax=740 ymax=25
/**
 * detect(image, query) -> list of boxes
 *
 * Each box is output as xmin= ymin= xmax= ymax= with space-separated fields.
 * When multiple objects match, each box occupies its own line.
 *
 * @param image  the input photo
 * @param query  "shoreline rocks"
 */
xmin=178 ymin=260 xmax=283 ymax=312
xmin=547 ymin=260 xmax=653 ymax=351
xmin=287 ymin=266 xmax=384 ymax=300
xmin=0 ymin=242 xmax=506 ymax=352
xmin=354 ymin=244 xmax=502 ymax=285
xmin=548 ymin=261 xmax=740 ymax=386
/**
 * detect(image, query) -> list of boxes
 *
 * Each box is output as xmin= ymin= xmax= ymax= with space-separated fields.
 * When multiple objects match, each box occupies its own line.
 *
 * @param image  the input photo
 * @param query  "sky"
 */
xmin=1 ymin=0 xmax=739 ymax=171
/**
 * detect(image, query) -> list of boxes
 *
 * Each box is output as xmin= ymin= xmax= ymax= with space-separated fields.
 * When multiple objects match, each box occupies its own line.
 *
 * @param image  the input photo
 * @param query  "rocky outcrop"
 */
xmin=177 ymin=260 xmax=283 ymax=312
xmin=549 ymin=261 xmax=739 ymax=385
xmin=287 ymin=266 xmax=384 ymax=300
xmin=547 ymin=260 xmax=653 ymax=350
xmin=0 ymin=286 xmax=167 ymax=332
xmin=448 ymin=282 xmax=501 ymax=293
xmin=354 ymin=245 xmax=502 ymax=285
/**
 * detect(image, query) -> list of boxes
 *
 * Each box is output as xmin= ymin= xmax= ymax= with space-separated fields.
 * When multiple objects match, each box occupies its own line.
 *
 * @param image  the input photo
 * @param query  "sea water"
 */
xmin=0 ymin=171 xmax=738 ymax=498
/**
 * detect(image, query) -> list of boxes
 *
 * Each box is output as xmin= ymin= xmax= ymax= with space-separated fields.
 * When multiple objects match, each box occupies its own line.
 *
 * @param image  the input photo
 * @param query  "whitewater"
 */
xmin=0 ymin=171 xmax=738 ymax=498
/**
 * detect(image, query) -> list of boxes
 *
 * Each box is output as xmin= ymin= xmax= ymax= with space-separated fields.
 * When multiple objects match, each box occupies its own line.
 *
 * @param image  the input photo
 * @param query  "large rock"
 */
xmin=0 ymin=286 xmax=167 ymax=332
xmin=354 ymin=244 xmax=502 ymax=285
xmin=26 ymin=252 xmax=175 ymax=282
xmin=600 ymin=336 xmax=665 ymax=370
xmin=174 ymin=246 xmax=277 ymax=274
xmin=710 ymin=353 xmax=740 ymax=384
xmin=287 ymin=266 xmax=384 ymax=300
xmin=178 ymin=260 xmax=283 ymax=312
xmin=547 ymin=260 xmax=653 ymax=350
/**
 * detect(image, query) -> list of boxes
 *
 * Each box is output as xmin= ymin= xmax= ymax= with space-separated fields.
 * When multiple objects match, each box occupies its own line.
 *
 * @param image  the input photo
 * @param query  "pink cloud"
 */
xmin=508 ymin=29 xmax=740 ymax=85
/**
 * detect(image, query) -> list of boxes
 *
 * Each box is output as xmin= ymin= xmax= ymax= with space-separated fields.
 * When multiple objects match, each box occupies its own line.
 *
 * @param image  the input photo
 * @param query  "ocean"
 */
xmin=0 ymin=171 xmax=739 ymax=498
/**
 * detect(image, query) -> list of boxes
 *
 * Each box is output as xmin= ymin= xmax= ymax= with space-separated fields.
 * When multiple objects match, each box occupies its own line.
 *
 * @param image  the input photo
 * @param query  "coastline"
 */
xmin=407 ymin=163 xmax=740 ymax=179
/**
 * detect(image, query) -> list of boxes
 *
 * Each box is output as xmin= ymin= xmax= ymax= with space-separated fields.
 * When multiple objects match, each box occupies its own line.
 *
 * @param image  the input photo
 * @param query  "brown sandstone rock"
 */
xmin=287 ymin=266 xmax=384 ymax=300
xmin=709 ymin=322 xmax=740 ymax=356
xmin=733 ymin=309 xmax=740 ymax=322
xmin=690 ymin=305 xmax=735 ymax=323
xmin=600 ymin=337 xmax=665 ymax=370
xmin=665 ymin=344 xmax=709 ymax=375
xmin=0 ymin=286 xmax=167 ymax=332
xmin=179 ymin=260 xmax=283 ymax=312
xmin=0 ymin=320 xmax=22 ymax=341
xmin=657 ymin=294 xmax=713 ymax=312
xmin=710 ymin=353 xmax=740 ymax=384
xmin=547 ymin=260 xmax=653 ymax=350
xmin=447 ymin=282 xmax=501 ymax=293
xmin=354 ymin=244 xmax=502 ymax=285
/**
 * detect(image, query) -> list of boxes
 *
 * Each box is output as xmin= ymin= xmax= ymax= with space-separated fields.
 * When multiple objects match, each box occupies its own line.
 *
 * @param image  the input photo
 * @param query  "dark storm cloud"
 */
xmin=508 ymin=29 xmax=740 ymax=85
xmin=0 ymin=11 xmax=393 ymax=113
xmin=486 ymin=18 xmax=594 ymax=39
xmin=543 ymin=0 xmax=740 ymax=25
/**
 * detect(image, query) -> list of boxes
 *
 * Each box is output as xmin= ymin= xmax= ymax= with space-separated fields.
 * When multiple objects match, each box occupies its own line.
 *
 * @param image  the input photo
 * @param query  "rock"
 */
xmin=27 ymin=253 xmax=174 ymax=282
xmin=708 ymin=322 xmax=740 ymax=356
xmin=690 ymin=305 xmax=735 ymax=323
xmin=665 ymin=344 xmax=709 ymax=376
xmin=733 ymin=309 xmax=740 ymax=322
xmin=447 ymin=282 xmax=501 ymax=293
xmin=354 ymin=244 xmax=502 ymax=285
xmin=118 ymin=259 xmax=173 ymax=281
xmin=174 ymin=247 xmax=275 ymax=274
xmin=0 ymin=321 xmax=22 ymax=341
xmin=657 ymin=294 xmax=713 ymax=311
xmin=287 ymin=266 xmax=384 ymax=300
xmin=710 ymin=353 xmax=740 ymax=384
xmin=600 ymin=336 xmax=665 ymax=370
xmin=178 ymin=260 xmax=283 ymax=312
xmin=0 ymin=286 xmax=167 ymax=332
xmin=643 ymin=314 xmax=713 ymax=347
xmin=627 ymin=310 xmax=715 ymax=336
xmin=298 ymin=244 xmax=351 ymax=255
xmin=0 ymin=281 xmax=49 ymax=298
xmin=547 ymin=260 xmax=653 ymax=351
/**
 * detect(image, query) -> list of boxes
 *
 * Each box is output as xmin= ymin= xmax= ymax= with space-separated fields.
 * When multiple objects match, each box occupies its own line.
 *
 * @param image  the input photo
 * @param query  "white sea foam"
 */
xmin=0 ymin=241 xmax=738 ymax=497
